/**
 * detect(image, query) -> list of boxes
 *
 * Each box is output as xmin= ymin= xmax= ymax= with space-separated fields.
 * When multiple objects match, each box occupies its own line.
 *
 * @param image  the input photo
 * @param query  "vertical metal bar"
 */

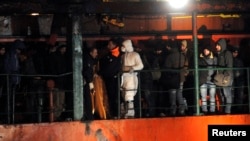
xmin=117 ymin=72 xmax=121 ymax=119
xmin=192 ymin=11 xmax=200 ymax=115
xmin=38 ymin=97 xmax=43 ymax=123
xmin=138 ymin=71 xmax=142 ymax=118
xmin=12 ymin=85 xmax=15 ymax=124
xmin=49 ymin=89 xmax=54 ymax=122
xmin=47 ymin=79 xmax=55 ymax=122
xmin=167 ymin=14 xmax=171 ymax=32
xmin=72 ymin=14 xmax=84 ymax=121
xmin=247 ymin=68 xmax=250 ymax=113
xmin=6 ymin=74 xmax=10 ymax=124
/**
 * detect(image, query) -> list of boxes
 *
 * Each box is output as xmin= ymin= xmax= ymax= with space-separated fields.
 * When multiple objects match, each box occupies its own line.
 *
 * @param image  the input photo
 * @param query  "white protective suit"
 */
xmin=121 ymin=40 xmax=144 ymax=101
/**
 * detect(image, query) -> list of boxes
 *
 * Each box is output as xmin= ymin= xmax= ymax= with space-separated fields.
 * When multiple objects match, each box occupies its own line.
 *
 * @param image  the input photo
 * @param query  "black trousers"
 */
xmin=83 ymin=85 xmax=94 ymax=120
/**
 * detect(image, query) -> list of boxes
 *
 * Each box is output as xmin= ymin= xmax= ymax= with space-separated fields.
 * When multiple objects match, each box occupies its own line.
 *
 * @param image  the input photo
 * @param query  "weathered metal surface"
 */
xmin=72 ymin=15 xmax=84 ymax=121
xmin=0 ymin=1 xmax=250 ymax=15
xmin=0 ymin=115 xmax=250 ymax=141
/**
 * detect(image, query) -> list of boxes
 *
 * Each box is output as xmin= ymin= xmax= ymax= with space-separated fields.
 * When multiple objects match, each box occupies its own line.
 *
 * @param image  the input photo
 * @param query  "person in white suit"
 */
xmin=120 ymin=39 xmax=144 ymax=118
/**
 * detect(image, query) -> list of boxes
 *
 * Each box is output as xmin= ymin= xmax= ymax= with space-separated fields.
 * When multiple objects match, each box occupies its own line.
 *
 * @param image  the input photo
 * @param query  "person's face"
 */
xmin=107 ymin=41 xmax=116 ymax=50
xmin=232 ymin=51 xmax=238 ymax=58
xmin=90 ymin=48 xmax=98 ymax=59
xmin=59 ymin=47 xmax=67 ymax=54
xmin=181 ymin=44 xmax=187 ymax=52
xmin=0 ymin=48 xmax=5 ymax=55
xmin=215 ymin=44 xmax=221 ymax=52
xmin=19 ymin=54 xmax=27 ymax=62
xmin=203 ymin=49 xmax=210 ymax=56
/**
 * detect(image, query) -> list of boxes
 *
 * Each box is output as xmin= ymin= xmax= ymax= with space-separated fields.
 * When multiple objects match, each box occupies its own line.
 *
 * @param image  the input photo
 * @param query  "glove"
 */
xmin=89 ymin=82 xmax=94 ymax=90
xmin=89 ymin=82 xmax=95 ymax=94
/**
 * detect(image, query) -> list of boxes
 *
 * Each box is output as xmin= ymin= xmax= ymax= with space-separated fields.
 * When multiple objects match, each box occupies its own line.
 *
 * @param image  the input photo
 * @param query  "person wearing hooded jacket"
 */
xmin=162 ymin=40 xmax=187 ymax=116
xmin=215 ymin=38 xmax=233 ymax=114
xmin=120 ymin=39 xmax=144 ymax=118
xmin=198 ymin=45 xmax=217 ymax=114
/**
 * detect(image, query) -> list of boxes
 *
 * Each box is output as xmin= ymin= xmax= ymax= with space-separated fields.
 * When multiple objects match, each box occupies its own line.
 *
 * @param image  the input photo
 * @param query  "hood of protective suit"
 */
xmin=122 ymin=40 xmax=134 ymax=53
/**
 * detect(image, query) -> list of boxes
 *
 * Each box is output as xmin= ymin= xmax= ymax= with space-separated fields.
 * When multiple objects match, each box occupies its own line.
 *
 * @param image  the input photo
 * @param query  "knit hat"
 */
xmin=181 ymin=40 xmax=187 ymax=48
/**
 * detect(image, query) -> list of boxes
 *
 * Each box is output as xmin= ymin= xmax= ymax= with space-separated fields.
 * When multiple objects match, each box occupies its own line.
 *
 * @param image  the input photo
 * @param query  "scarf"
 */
xmin=111 ymin=47 xmax=120 ymax=57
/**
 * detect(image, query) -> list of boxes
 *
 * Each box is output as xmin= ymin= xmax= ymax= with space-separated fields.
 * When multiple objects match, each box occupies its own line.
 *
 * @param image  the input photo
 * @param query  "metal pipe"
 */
xmin=247 ymin=68 xmax=250 ymax=113
xmin=49 ymin=89 xmax=54 ymax=122
xmin=38 ymin=97 xmax=43 ymax=123
xmin=118 ymin=72 xmax=121 ymax=119
xmin=6 ymin=74 xmax=10 ymax=124
xmin=12 ymin=85 xmax=15 ymax=124
xmin=192 ymin=11 xmax=200 ymax=115
xmin=138 ymin=71 xmax=142 ymax=118
xmin=72 ymin=14 xmax=84 ymax=121
xmin=47 ymin=79 xmax=55 ymax=122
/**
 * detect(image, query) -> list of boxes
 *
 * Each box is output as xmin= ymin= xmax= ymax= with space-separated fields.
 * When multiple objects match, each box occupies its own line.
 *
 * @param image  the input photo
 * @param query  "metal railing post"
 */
xmin=247 ymin=68 xmax=250 ymax=113
xmin=117 ymin=72 xmax=121 ymax=119
xmin=138 ymin=71 xmax=142 ymax=118
xmin=6 ymin=74 xmax=10 ymax=124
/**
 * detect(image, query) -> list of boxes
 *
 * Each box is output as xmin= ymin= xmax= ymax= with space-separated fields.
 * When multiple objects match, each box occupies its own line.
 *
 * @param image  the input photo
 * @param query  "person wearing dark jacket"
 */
xmin=5 ymin=40 xmax=25 ymax=86
xmin=53 ymin=44 xmax=69 ymax=120
xmin=134 ymin=44 xmax=155 ymax=117
xmin=230 ymin=47 xmax=245 ymax=113
xmin=215 ymin=38 xmax=233 ymax=114
xmin=82 ymin=47 xmax=98 ymax=120
xmin=99 ymin=38 xmax=122 ymax=119
xmin=44 ymin=43 xmax=67 ymax=121
xmin=0 ymin=46 xmax=6 ymax=98
xmin=162 ymin=40 xmax=187 ymax=116
xmin=199 ymin=45 xmax=217 ymax=114
xmin=4 ymin=39 xmax=25 ymax=123
xmin=0 ymin=46 xmax=6 ymax=122
xmin=18 ymin=49 xmax=46 ymax=122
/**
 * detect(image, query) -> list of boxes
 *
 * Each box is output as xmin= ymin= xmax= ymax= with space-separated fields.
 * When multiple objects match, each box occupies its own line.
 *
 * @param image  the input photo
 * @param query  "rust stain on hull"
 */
xmin=0 ymin=115 xmax=249 ymax=141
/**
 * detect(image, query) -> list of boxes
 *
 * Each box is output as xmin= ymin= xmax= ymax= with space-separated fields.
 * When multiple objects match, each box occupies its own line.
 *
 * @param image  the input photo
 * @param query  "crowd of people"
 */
xmin=82 ymin=37 xmax=250 ymax=120
xmin=0 ymin=37 xmax=249 ymax=123
xmin=0 ymin=40 xmax=71 ymax=123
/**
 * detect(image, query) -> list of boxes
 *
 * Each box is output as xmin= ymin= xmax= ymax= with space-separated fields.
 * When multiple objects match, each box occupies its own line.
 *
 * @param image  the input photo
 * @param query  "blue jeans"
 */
xmin=200 ymin=83 xmax=216 ymax=112
xmin=222 ymin=86 xmax=233 ymax=114
xmin=169 ymin=82 xmax=185 ymax=115
xmin=218 ymin=80 xmax=233 ymax=114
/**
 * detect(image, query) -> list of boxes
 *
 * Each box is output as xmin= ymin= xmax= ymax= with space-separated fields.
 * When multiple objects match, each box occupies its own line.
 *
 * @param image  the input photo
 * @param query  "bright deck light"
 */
xmin=168 ymin=0 xmax=189 ymax=9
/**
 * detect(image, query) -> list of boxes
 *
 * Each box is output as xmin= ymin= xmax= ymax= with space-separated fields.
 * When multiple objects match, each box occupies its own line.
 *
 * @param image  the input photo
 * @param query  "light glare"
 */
xmin=30 ymin=13 xmax=39 ymax=16
xmin=169 ymin=0 xmax=189 ymax=9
